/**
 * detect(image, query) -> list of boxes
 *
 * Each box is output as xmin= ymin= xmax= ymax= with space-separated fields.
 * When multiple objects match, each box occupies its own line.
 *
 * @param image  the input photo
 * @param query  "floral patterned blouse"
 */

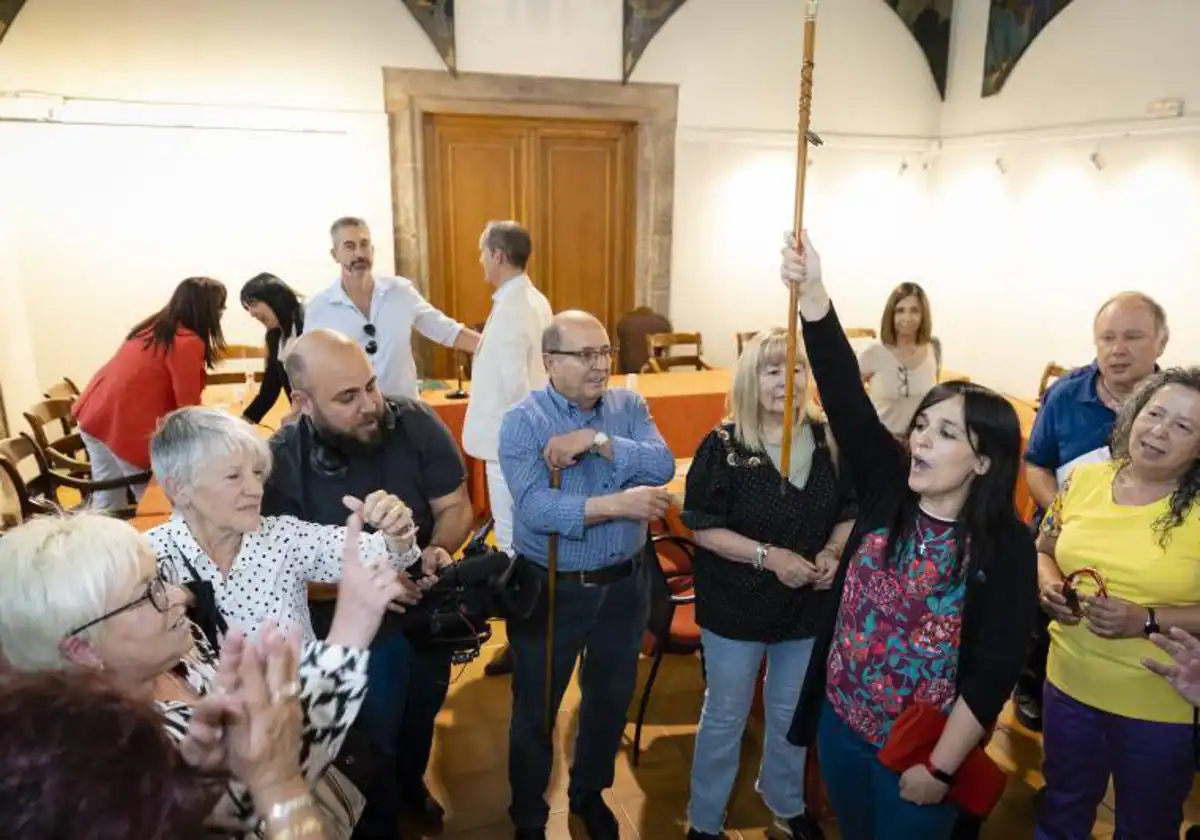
xmin=825 ymin=510 xmax=965 ymax=747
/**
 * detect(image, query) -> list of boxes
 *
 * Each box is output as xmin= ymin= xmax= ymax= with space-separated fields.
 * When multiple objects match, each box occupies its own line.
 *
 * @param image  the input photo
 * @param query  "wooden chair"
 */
xmin=1038 ymin=363 xmax=1068 ymax=404
xmin=41 ymin=379 xmax=82 ymax=436
xmin=0 ymin=436 xmax=57 ymax=530
xmin=643 ymin=332 xmax=713 ymax=373
xmin=23 ymin=399 xmax=90 ymax=478
xmin=616 ymin=307 xmax=672 ymax=374
xmin=0 ymin=433 xmax=148 ymax=521
xmin=736 ymin=330 xmax=762 ymax=356
xmin=223 ymin=344 xmax=267 ymax=360
xmin=845 ymin=327 xmax=877 ymax=340
xmin=632 ymin=534 xmax=702 ymax=767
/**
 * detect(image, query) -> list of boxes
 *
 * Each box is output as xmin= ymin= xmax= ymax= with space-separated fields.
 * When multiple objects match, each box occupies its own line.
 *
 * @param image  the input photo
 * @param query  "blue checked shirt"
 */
xmin=499 ymin=385 xmax=674 ymax=571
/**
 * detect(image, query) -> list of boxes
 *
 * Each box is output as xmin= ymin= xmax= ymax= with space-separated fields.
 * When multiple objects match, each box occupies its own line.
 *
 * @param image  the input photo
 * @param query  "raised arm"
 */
xmin=780 ymin=233 xmax=907 ymax=498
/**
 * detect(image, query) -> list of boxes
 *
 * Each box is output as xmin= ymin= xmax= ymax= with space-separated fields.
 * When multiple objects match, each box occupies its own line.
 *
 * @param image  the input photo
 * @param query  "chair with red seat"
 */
xmin=631 ymin=533 xmax=703 ymax=766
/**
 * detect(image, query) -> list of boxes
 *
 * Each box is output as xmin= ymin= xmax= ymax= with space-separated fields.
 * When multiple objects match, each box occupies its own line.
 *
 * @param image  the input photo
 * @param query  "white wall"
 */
xmin=2 ymin=0 xmax=1196 ymax=399
xmin=0 ymin=127 xmax=41 ymax=427
xmin=0 ymin=0 xmax=939 ymax=390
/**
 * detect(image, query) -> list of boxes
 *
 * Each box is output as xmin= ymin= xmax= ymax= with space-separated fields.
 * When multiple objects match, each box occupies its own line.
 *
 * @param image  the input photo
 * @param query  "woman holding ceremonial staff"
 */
xmin=779 ymin=232 xmax=1038 ymax=839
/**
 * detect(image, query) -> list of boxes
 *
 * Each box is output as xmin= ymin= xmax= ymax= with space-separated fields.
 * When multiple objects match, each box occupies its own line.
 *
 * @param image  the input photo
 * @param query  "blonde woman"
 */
xmin=682 ymin=329 xmax=856 ymax=840
xmin=859 ymin=282 xmax=941 ymax=436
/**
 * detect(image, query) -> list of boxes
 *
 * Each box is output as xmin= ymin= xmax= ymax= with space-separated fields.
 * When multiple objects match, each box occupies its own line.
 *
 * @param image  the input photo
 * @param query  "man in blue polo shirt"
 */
xmin=1012 ymin=290 xmax=1168 ymax=730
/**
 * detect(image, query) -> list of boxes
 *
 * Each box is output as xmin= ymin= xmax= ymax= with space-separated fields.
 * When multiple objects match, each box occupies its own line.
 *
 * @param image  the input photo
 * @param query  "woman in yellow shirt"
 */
xmin=1036 ymin=368 xmax=1200 ymax=840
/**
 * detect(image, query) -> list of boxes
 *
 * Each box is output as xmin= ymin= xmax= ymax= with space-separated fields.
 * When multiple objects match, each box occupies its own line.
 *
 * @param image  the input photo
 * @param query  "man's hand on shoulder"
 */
xmin=543 ymin=429 xmax=599 ymax=469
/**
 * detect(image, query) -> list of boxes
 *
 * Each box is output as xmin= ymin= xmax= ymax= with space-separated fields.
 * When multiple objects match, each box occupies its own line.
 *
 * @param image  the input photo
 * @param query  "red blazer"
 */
xmin=73 ymin=328 xmax=208 ymax=469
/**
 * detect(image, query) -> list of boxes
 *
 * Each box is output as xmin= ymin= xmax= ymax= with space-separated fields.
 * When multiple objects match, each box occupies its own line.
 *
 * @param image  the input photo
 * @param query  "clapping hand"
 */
xmin=344 ymin=491 xmax=417 ymax=549
xmin=329 ymin=510 xmax=420 ymax=648
xmin=1144 ymin=627 xmax=1200 ymax=706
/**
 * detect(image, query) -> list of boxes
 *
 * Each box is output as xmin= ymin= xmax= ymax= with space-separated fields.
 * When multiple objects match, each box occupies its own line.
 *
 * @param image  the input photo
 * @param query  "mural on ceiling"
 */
xmin=623 ymin=0 xmax=690 ymax=83
xmin=401 ymin=0 xmax=456 ymax=75
xmin=883 ymin=0 xmax=953 ymax=99
xmin=0 ymin=0 xmax=29 ymax=46
xmin=983 ymin=0 xmax=1077 ymax=96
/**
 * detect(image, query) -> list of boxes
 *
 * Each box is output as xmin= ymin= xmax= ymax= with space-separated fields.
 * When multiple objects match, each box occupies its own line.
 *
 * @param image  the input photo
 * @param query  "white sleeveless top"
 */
xmin=858 ymin=341 xmax=938 ymax=435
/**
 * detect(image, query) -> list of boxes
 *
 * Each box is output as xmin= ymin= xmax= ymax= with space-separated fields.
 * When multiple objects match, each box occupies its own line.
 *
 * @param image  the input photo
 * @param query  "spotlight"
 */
xmin=994 ymin=157 xmax=1008 ymax=175
xmin=1090 ymin=151 xmax=1106 ymax=171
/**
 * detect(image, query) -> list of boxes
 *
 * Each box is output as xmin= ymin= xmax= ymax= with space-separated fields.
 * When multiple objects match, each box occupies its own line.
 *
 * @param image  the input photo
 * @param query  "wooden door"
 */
xmin=423 ymin=114 xmax=636 ymax=380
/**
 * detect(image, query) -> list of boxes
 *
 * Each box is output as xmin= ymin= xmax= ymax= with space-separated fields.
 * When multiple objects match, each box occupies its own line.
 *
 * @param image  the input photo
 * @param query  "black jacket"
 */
xmin=787 ymin=305 xmax=1038 ymax=746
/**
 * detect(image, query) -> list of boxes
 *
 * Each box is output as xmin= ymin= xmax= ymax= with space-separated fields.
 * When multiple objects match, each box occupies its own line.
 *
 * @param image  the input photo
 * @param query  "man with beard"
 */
xmin=263 ymin=328 xmax=474 ymax=839
xmin=305 ymin=216 xmax=482 ymax=400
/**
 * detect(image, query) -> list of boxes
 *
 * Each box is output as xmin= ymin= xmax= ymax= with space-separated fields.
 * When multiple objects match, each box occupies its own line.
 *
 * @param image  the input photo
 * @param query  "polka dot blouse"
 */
xmin=146 ymin=513 xmax=421 ymax=644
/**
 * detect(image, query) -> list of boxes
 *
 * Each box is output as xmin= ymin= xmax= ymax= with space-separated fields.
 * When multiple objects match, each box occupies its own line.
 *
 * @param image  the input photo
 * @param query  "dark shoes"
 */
xmin=785 ymin=810 xmax=825 ymax=840
xmin=402 ymin=783 xmax=445 ymax=826
xmin=569 ymin=793 xmax=620 ymax=840
xmin=485 ymin=645 xmax=515 ymax=676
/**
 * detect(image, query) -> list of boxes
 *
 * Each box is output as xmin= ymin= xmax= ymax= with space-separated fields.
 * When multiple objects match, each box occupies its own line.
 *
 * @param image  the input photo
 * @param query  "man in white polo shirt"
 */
xmin=306 ymin=216 xmax=481 ymax=400
xmin=462 ymin=220 xmax=553 ymax=677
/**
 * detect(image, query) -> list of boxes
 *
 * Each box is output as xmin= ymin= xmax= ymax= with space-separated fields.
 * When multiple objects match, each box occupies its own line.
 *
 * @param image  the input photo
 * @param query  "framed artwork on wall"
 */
xmin=883 ymin=0 xmax=953 ymax=99
xmin=983 ymin=0 xmax=1078 ymax=96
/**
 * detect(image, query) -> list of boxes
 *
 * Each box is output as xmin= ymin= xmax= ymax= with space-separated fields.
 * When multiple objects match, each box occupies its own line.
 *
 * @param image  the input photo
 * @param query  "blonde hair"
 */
xmin=728 ymin=328 xmax=820 ymax=451
xmin=0 ymin=512 xmax=147 ymax=671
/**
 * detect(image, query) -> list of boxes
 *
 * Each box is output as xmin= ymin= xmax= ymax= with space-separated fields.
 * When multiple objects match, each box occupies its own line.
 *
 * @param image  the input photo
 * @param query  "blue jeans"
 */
xmin=688 ymin=630 xmax=815 ymax=834
xmin=507 ymin=561 xmax=650 ymax=830
xmin=817 ymin=701 xmax=958 ymax=840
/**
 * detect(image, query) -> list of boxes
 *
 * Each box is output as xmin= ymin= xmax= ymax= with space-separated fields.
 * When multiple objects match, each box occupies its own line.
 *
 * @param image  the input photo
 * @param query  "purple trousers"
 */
xmin=1035 ymin=682 xmax=1193 ymax=840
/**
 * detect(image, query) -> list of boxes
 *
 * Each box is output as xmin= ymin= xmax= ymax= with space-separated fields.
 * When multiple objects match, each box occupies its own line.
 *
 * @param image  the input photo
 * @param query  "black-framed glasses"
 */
xmin=363 ymin=323 xmax=378 ymax=356
xmin=547 ymin=346 xmax=619 ymax=367
xmin=65 ymin=565 xmax=178 ymax=638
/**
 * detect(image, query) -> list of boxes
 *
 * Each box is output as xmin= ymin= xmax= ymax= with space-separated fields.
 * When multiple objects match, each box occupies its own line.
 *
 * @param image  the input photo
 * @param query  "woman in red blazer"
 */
xmin=73 ymin=277 xmax=228 ymax=510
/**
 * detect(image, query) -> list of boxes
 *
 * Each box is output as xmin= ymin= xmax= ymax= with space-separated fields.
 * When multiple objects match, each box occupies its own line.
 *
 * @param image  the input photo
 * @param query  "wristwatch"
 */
xmin=923 ymin=759 xmax=956 ymax=786
xmin=1144 ymin=607 xmax=1160 ymax=637
xmin=590 ymin=431 xmax=610 ymax=453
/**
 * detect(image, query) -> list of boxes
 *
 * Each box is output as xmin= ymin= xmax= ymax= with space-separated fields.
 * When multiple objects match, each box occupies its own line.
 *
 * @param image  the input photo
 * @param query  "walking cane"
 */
xmin=544 ymin=467 xmax=562 ymax=736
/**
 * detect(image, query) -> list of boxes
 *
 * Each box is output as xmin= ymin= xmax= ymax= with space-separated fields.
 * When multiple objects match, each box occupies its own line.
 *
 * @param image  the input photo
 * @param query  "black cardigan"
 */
xmin=241 ymin=329 xmax=293 ymax=424
xmin=787 ymin=304 xmax=1038 ymax=747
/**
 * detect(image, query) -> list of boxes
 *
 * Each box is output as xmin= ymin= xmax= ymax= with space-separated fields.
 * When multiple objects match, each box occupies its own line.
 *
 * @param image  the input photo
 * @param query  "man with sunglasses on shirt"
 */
xmin=305 ymin=216 xmax=482 ymax=400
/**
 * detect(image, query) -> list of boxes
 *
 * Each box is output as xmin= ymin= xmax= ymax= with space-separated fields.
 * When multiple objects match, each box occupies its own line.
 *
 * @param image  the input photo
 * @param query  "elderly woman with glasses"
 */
xmin=682 ymin=328 xmax=856 ymax=840
xmin=143 ymin=407 xmax=425 ymax=646
xmin=0 ymin=510 xmax=406 ymax=838
xmin=1035 ymin=367 xmax=1200 ymax=840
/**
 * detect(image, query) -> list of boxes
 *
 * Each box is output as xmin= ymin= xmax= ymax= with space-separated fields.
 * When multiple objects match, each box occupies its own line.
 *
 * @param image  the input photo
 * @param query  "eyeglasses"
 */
xmin=363 ymin=323 xmax=377 ymax=356
xmin=897 ymin=366 xmax=911 ymax=399
xmin=547 ymin=346 xmax=619 ymax=367
xmin=65 ymin=565 xmax=179 ymax=638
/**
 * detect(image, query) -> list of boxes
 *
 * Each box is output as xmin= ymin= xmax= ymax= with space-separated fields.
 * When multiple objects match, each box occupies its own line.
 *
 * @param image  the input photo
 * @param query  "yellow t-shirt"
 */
xmin=1046 ymin=461 xmax=1200 ymax=724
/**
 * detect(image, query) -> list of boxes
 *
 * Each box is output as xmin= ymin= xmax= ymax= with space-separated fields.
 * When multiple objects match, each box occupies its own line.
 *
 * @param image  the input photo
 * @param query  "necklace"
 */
xmin=914 ymin=508 xmax=954 ymax=556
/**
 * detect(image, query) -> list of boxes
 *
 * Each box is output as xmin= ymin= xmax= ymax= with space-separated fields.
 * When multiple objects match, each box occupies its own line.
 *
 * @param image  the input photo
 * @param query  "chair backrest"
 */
xmin=1038 ymin=362 xmax=1068 ymax=402
xmin=644 ymin=332 xmax=711 ymax=373
xmin=616 ymin=307 xmax=672 ymax=374
xmin=23 ymin=399 xmax=85 ymax=467
xmin=736 ymin=330 xmax=761 ymax=356
xmin=844 ymin=327 xmax=877 ymax=340
xmin=0 ymin=434 xmax=51 ymax=529
xmin=41 ymin=380 xmax=81 ymax=434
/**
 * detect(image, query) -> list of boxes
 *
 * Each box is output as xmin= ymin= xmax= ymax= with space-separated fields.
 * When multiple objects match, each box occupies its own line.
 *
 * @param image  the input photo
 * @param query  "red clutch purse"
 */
xmin=877 ymin=703 xmax=1007 ymax=817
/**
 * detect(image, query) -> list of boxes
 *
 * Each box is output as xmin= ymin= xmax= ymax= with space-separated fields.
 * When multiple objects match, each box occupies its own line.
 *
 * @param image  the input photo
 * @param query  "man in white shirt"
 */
xmin=462 ymin=220 xmax=553 ymax=677
xmin=305 ymin=216 xmax=482 ymax=399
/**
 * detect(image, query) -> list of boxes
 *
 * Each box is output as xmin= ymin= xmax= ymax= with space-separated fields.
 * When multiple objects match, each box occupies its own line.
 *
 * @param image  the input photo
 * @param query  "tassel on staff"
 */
xmin=781 ymin=0 xmax=821 ymax=493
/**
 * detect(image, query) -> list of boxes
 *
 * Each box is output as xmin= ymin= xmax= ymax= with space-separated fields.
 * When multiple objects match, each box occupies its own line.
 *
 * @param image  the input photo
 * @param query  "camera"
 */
xmin=393 ymin=520 xmax=543 ymax=664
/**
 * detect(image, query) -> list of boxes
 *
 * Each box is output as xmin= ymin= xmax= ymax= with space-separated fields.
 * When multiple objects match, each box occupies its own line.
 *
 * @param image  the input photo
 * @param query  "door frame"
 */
xmin=383 ymin=69 xmax=677 ymax=375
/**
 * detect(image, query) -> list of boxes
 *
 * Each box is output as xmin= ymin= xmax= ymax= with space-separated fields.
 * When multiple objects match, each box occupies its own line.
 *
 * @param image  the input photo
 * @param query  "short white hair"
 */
xmin=151 ymin=407 xmax=272 ymax=494
xmin=0 ymin=512 xmax=147 ymax=671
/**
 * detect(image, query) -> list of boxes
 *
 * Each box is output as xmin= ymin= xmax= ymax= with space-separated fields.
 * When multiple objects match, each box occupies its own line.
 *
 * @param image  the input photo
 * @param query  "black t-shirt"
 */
xmin=261 ymin=398 xmax=466 ymax=548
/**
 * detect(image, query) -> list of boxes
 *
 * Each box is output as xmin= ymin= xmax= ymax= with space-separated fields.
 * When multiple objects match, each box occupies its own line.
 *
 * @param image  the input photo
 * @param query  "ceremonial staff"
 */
xmin=781 ymin=0 xmax=821 ymax=492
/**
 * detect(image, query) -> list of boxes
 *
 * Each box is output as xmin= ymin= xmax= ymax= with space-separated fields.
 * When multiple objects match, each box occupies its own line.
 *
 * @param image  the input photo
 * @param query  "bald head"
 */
xmin=542 ymin=310 xmax=606 ymax=354
xmin=1093 ymin=291 xmax=1168 ymax=392
xmin=284 ymin=328 xmax=368 ymax=392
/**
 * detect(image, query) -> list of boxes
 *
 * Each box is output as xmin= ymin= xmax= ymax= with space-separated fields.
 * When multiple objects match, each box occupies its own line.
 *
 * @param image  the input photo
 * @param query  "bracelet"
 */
xmin=754 ymin=544 xmax=771 ymax=572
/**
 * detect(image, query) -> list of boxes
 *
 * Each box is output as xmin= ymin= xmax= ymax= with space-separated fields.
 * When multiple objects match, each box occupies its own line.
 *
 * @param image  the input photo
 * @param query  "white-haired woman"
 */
xmin=144 ymin=407 xmax=425 ymax=645
xmin=0 ymin=510 xmax=406 ymax=838
xmin=682 ymin=328 xmax=856 ymax=840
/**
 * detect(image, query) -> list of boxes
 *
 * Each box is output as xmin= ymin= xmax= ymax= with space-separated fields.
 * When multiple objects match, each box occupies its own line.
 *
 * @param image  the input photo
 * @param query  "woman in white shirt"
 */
xmin=145 ymin=406 xmax=425 ymax=644
xmin=858 ymin=282 xmax=941 ymax=437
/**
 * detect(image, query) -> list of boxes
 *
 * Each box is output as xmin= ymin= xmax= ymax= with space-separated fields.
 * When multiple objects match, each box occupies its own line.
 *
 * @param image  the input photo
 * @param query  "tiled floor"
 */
xmin=411 ymin=622 xmax=1196 ymax=839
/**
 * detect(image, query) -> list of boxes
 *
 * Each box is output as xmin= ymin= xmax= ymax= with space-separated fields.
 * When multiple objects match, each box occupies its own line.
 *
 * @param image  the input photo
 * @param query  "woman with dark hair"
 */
xmin=859 ymin=281 xmax=942 ymax=437
xmin=73 ymin=277 xmax=228 ymax=510
xmin=240 ymin=273 xmax=304 ymax=425
xmin=779 ymin=233 xmax=1038 ymax=839
xmin=1034 ymin=367 xmax=1200 ymax=840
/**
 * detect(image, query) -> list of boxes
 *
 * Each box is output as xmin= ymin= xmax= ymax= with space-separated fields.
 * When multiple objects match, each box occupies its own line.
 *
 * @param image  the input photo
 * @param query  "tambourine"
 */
xmin=1061 ymin=567 xmax=1107 ymax=618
